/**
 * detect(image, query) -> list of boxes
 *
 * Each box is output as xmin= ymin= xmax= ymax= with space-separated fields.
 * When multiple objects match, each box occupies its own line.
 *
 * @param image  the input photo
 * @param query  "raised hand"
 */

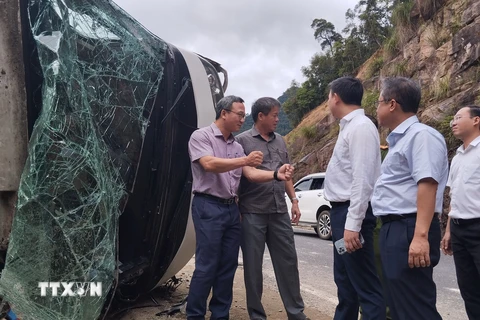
xmin=277 ymin=164 xmax=294 ymax=181
xmin=245 ymin=151 xmax=263 ymax=167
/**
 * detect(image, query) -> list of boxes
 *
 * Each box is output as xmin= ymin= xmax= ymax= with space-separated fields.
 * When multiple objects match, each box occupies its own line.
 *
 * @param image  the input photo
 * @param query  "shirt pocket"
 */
xmin=232 ymin=168 xmax=242 ymax=180
xmin=269 ymin=148 xmax=287 ymax=166
xmin=462 ymin=163 xmax=480 ymax=184
xmin=382 ymin=153 xmax=407 ymax=174
xmin=329 ymin=140 xmax=348 ymax=168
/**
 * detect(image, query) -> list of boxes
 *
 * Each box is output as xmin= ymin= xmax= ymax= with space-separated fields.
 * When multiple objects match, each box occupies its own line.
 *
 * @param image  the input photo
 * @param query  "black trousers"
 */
xmin=380 ymin=215 xmax=442 ymax=320
xmin=331 ymin=202 xmax=385 ymax=320
xmin=451 ymin=219 xmax=480 ymax=320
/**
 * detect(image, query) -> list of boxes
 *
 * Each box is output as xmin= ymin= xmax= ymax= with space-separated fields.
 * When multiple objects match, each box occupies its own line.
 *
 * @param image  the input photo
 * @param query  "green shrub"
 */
xmin=300 ymin=125 xmax=317 ymax=139
xmin=366 ymin=57 xmax=384 ymax=78
xmin=362 ymin=89 xmax=380 ymax=116
xmin=384 ymin=32 xmax=399 ymax=60
xmin=391 ymin=0 xmax=414 ymax=26
xmin=433 ymin=76 xmax=450 ymax=100
xmin=450 ymin=16 xmax=463 ymax=35
xmin=391 ymin=60 xmax=409 ymax=76
xmin=391 ymin=0 xmax=415 ymax=47
xmin=426 ymin=31 xmax=450 ymax=49
xmin=429 ymin=116 xmax=457 ymax=161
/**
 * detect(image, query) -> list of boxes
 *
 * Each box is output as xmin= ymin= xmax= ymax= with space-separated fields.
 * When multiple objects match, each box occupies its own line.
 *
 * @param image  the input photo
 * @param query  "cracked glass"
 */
xmin=0 ymin=0 xmax=167 ymax=318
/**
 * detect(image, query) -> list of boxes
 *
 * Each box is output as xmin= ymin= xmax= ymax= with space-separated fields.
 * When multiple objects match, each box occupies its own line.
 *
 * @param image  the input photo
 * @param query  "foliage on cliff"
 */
xmin=286 ymin=0 xmax=480 ymax=182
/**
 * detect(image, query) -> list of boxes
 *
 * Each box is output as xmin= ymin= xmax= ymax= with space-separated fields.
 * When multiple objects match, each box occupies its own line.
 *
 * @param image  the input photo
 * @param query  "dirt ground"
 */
xmin=117 ymin=258 xmax=331 ymax=320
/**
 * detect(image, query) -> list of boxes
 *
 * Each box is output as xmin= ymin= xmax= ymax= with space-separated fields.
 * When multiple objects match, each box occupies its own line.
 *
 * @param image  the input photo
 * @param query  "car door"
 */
xmin=297 ymin=177 xmax=325 ymax=224
xmin=294 ymin=178 xmax=316 ymax=223
xmin=287 ymin=178 xmax=311 ymax=219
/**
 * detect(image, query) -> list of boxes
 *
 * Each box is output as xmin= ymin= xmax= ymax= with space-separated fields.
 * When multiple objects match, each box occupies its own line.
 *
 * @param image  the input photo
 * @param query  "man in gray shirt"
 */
xmin=237 ymin=97 xmax=307 ymax=320
xmin=187 ymin=95 xmax=294 ymax=320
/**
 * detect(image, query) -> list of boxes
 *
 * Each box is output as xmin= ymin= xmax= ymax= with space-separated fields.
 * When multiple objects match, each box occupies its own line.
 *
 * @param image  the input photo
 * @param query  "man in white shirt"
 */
xmin=372 ymin=77 xmax=448 ymax=320
xmin=441 ymin=105 xmax=480 ymax=320
xmin=324 ymin=77 xmax=385 ymax=320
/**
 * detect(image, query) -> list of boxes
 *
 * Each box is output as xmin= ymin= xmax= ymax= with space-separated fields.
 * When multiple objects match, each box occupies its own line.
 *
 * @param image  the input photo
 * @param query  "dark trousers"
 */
xmin=241 ymin=213 xmax=306 ymax=320
xmin=331 ymin=202 xmax=385 ymax=320
xmin=380 ymin=215 xmax=442 ymax=320
xmin=186 ymin=196 xmax=241 ymax=320
xmin=451 ymin=220 xmax=480 ymax=320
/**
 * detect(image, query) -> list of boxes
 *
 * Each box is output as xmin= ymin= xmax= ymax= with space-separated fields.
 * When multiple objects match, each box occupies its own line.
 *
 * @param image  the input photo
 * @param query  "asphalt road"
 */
xmin=255 ymin=227 xmax=467 ymax=320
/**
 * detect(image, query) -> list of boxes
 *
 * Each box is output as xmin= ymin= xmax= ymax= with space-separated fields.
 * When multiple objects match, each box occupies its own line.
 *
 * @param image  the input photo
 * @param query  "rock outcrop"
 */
xmin=287 ymin=0 xmax=480 ymax=181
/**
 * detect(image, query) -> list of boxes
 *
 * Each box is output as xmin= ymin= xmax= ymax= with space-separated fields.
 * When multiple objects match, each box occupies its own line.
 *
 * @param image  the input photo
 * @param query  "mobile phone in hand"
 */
xmin=334 ymin=233 xmax=365 ymax=255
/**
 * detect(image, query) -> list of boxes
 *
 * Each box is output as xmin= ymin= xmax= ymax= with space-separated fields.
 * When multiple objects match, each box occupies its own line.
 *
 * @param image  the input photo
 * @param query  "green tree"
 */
xmin=311 ymin=18 xmax=343 ymax=52
xmin=283 ymin=81 xmax=322 ymax=127
xmin=302 ymin=54 xmax=337 ymax=97
xmin=280 ymin=0 xmax=410 ymax=129
xmin=346 ymin=0 xmax=392 ymax=49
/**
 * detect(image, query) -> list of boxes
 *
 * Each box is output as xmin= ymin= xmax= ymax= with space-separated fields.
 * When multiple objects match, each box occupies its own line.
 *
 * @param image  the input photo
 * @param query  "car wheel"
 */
xmin=316 ymin=210 xmax=331 ymax=240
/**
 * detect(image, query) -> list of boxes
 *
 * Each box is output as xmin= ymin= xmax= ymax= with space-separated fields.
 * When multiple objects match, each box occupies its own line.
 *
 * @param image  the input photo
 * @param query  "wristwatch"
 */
xmin=291 ymin=197 xmax=299 ymax=203
xmin=273 ymin=169 xmax=282 ymax=181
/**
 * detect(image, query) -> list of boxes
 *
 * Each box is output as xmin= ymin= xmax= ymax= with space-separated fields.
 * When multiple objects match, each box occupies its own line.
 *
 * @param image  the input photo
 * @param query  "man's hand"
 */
xmin=344 ymin=230 xmax=362 ymax=253
xmin=277 ymin=164 xmax=294 ymax=181
xmin=245 ymin=151 xmax=263 ymax=167
xmin=408 ymin=235 xmax=430 ymax=268
xmin=441 ymin=232 xmax=453 ymax=256
xmin=291 ymin=201 xmax=301 ymax=224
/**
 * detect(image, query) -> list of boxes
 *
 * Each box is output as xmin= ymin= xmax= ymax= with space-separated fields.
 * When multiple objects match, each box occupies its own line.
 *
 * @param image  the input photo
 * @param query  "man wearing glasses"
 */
xmin=441 ymin=105 xmax=480 ymax=319
xmin=372 ymin=77 xmax=448 ymax=320
xmin=186 ymin=95 xmax=294 ymax=320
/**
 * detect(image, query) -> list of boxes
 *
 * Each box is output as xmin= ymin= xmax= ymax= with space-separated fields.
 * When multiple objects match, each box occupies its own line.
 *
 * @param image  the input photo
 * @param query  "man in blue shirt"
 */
xmin=372 ymin=77 xmax=448 ymax=320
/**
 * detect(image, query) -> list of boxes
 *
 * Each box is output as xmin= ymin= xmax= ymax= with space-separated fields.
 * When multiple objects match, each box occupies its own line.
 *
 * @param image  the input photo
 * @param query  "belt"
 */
xmin=451 ymin=217 xmax=480 ymax=226
xmin=194 ymin=192 xmax=237 ymax=205
xmin=330 ymin=200 xmax=350 ymax=208
xmin=380 ymin=213 xmax=417 ymax=224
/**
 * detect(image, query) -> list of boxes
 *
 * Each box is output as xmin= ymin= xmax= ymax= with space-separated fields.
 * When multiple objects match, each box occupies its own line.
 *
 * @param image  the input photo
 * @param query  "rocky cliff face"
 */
xmin=287 ymin=0 xmax=480 ymax=181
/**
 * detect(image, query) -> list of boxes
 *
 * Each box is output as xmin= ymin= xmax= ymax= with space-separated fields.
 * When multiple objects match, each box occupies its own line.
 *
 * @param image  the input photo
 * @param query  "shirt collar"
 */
xmin=210 ymin=122 xmax=235 ymax=143
xmin=251 ymin=125 xmax=275 ymax=141
xmin=456 ymin=135 xmax=480 ymax=154
xmin=339 ymin=109 xmax=364 ymax=129
xmin=386 ymin=115 xmax=419 ymax=147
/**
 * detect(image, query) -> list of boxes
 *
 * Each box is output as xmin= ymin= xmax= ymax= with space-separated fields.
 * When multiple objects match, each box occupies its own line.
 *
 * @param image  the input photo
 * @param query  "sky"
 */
xmin=114 ymin=0 xmax=358 ymax=112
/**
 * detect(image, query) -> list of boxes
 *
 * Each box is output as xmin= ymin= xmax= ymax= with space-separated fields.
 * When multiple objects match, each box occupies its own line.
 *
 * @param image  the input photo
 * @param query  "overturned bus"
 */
xmin=0 ymin=0 xmax=226 ymax=319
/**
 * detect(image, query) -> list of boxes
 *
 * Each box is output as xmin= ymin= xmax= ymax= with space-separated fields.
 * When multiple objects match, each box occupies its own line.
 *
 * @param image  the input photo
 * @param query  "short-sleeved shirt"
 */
xmin=447 ymin=135 xmax=480 ymax=219
xmin=236 ymin=126 xmax=289 ymax=214
xmin=188 ymin=123 xmax=245 ymax=199
xmin=371 ymin=116 xmax=448 ymax=216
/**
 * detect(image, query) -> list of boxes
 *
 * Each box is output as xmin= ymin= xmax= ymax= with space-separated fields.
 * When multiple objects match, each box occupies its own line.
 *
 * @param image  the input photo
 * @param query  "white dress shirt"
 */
xmin=372 ymin=116 xmax=448 ymax=216
xmin=324 ymin=109 xmax=381 ymax=232
xmin=447 ymin=135 xmax=480 ymax=219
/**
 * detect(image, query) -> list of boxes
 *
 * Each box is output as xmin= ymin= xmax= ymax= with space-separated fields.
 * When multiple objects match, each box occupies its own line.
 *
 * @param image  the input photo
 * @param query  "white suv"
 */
xmin=286 ymin=173 xmax=332 ymax=240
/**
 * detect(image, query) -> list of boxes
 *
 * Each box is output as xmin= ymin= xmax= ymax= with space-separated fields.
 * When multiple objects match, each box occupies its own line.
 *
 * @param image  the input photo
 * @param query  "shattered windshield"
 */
xmin=0 ymin=0 xmax=167 ymax=318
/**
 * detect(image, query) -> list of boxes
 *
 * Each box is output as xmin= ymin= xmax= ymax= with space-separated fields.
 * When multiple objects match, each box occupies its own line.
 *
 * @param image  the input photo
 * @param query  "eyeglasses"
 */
xmin=225 ymin=109 xmax=246 ymax=119
xmin=449 ymin=115 xmax=477 ymax=127
xmin=377 ymin=99 xmax=391 ymax=104
xmin=378 ymin=99 xmax=403 ymax=105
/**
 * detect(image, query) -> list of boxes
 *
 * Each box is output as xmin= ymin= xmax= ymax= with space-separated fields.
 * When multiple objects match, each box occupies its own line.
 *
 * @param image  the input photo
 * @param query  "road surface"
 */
xmin=254 ymin=227 xmax=467 ymax=319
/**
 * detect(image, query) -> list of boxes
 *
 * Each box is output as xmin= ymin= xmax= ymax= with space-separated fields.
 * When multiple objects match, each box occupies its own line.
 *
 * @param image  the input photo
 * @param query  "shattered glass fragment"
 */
xmin=0 ymin=0 xmax=167 ymax=318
